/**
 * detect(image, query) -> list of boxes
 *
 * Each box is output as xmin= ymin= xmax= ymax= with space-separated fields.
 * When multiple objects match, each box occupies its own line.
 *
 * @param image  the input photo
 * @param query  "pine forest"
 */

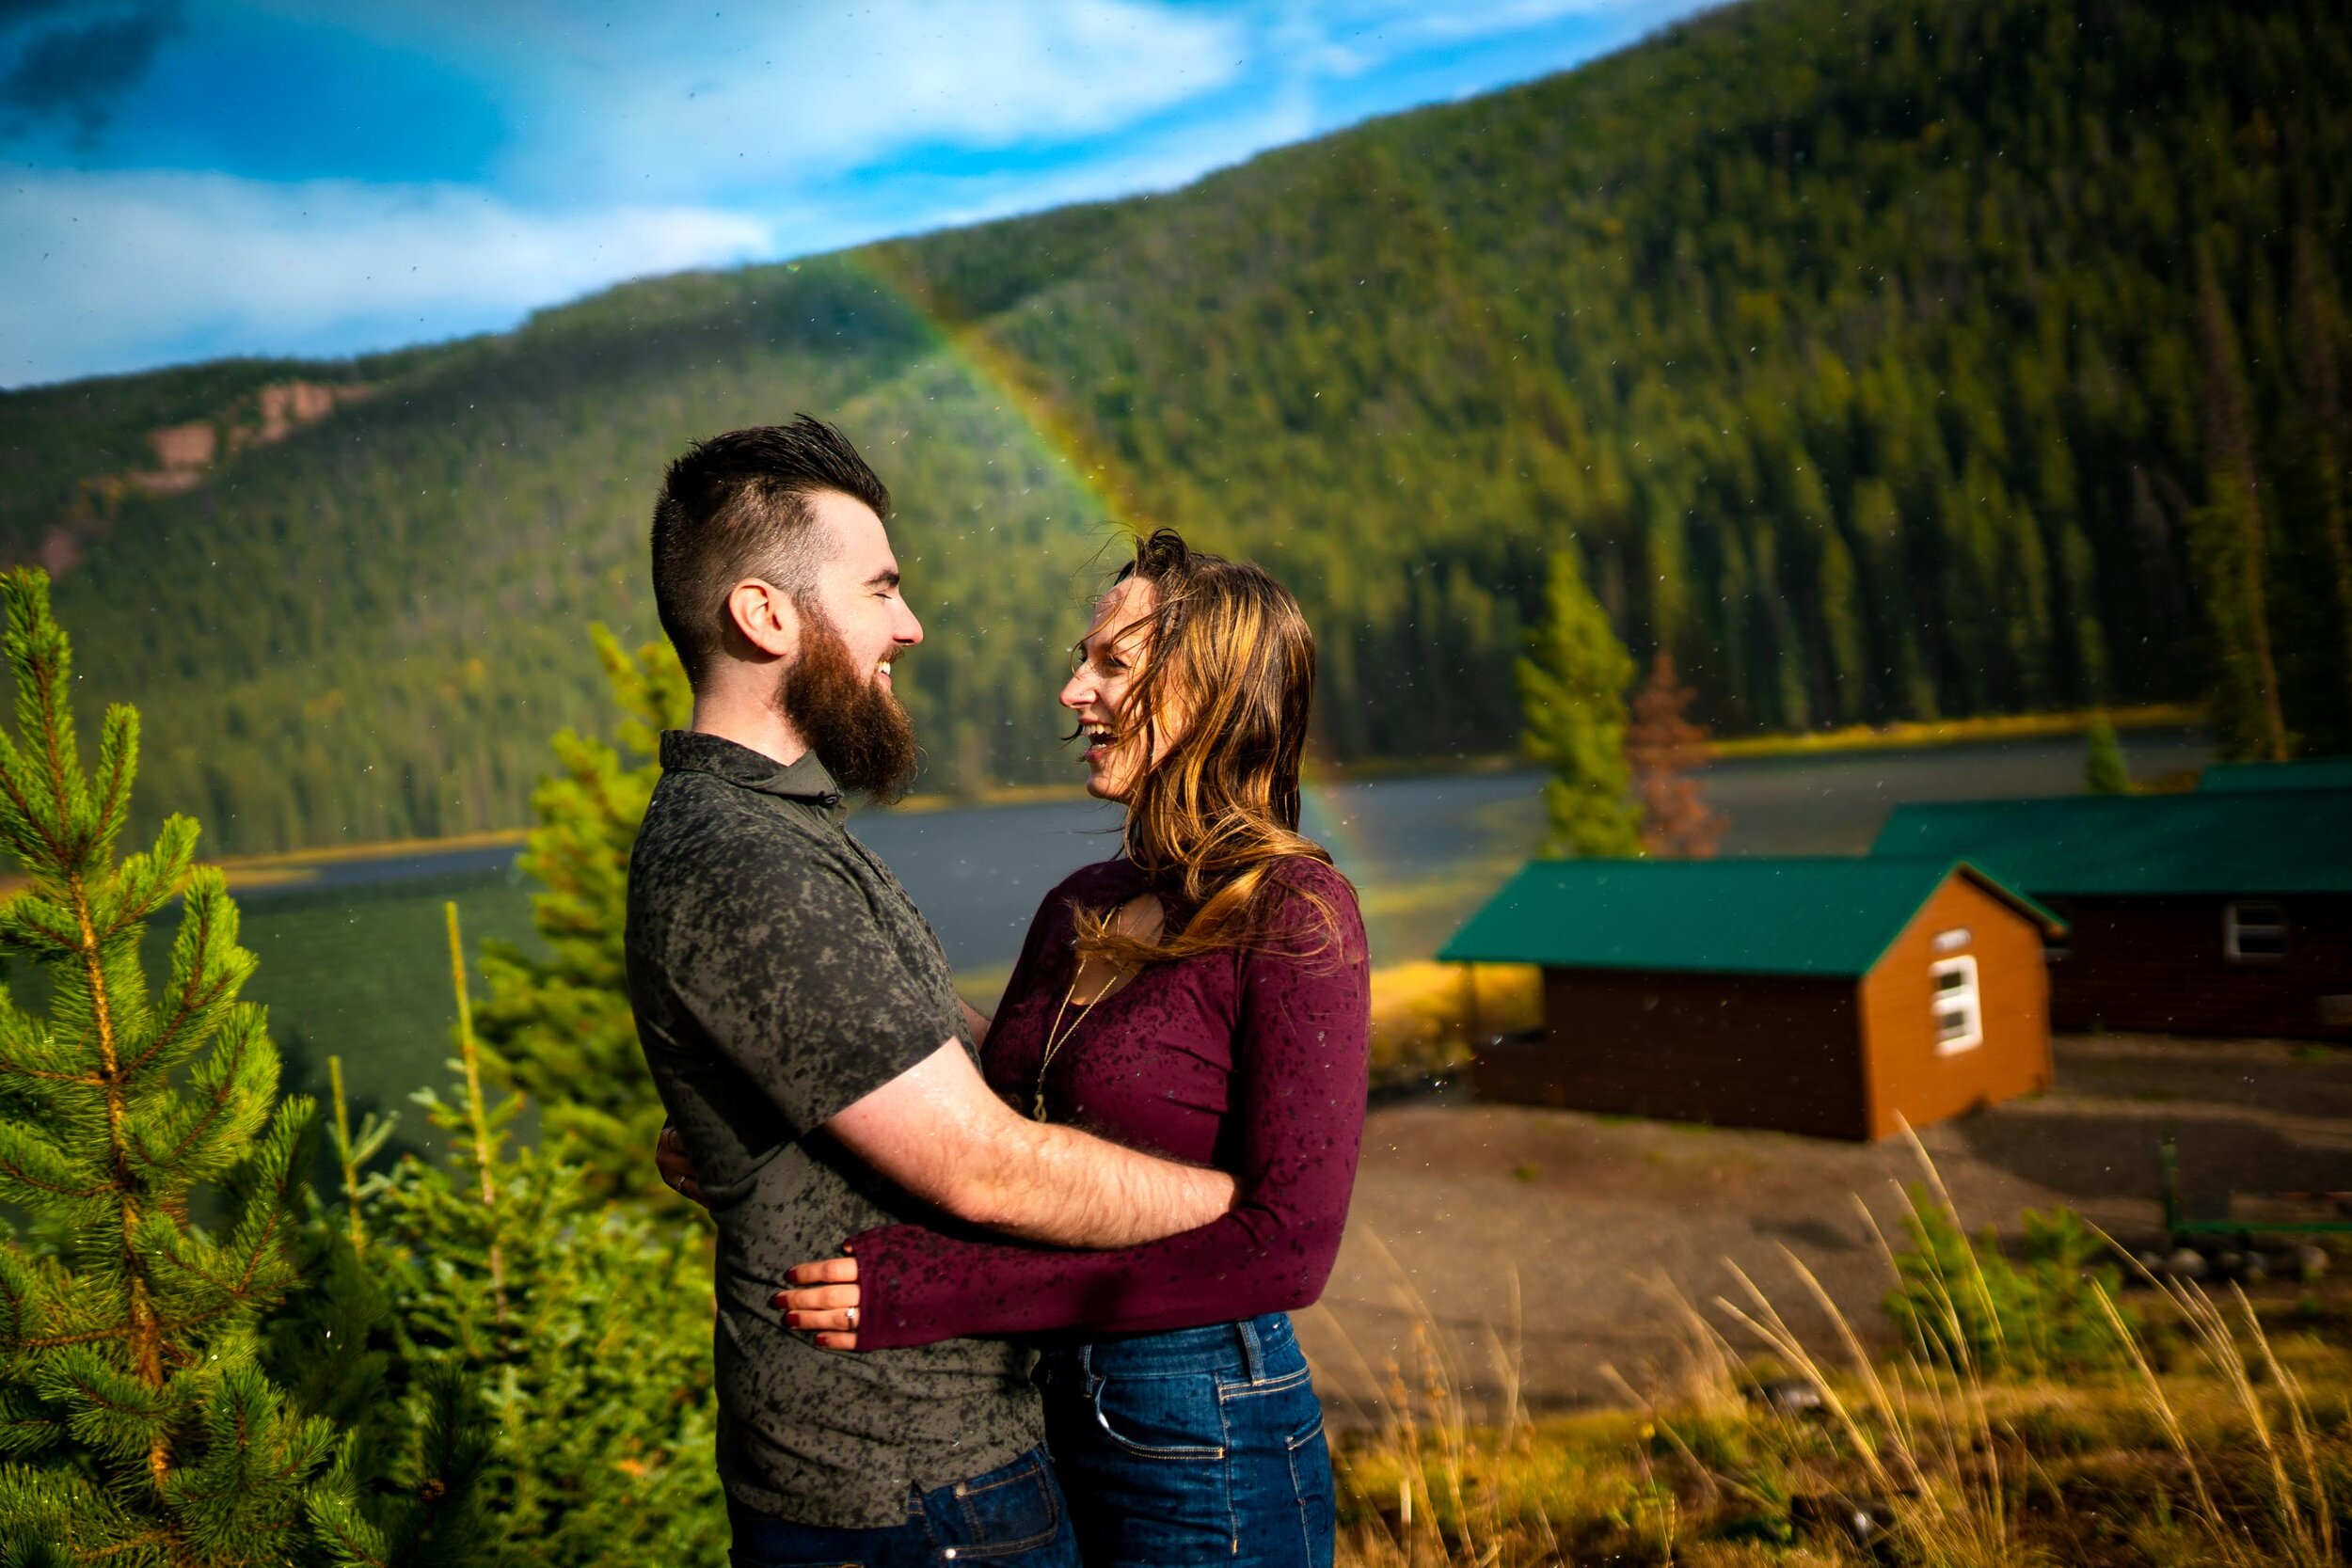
xmin=0 ymin=0 xmax=2344 ymax=853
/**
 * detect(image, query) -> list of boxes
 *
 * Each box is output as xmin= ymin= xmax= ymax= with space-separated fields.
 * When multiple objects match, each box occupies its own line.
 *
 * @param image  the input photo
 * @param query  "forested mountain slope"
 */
xmin=6 ymin=0 xmax=2348 ymax=852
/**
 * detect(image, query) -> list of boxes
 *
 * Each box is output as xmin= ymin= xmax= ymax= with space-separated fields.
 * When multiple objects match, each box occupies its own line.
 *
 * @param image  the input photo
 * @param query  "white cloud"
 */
xmin=4 ymin=0 xmax=1710 ymax=383
xmin=1271 ymin=0 xmax=1692 ymax=75
xmin=323 ymin=0 xmax=1249 ymax=203
xmin=816 ymin=86 xmax=1320 ymax=244
xmin=0 ymin=165 xmax=771 ymax=385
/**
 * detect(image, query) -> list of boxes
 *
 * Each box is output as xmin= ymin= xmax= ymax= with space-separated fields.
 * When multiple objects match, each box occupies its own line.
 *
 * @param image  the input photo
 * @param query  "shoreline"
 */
xmin=172 ymin=700 xmax=2208 ymax=880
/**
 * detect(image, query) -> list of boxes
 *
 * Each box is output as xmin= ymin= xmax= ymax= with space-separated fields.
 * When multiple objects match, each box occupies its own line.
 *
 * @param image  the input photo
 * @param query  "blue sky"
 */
xmin=2 ymin=0 xmax=1713 ymax=388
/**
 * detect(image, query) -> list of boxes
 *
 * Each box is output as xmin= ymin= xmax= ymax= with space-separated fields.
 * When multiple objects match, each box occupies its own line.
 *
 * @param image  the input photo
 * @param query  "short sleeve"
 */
xmin=655 ymin=840 xmax=958 ymax=1136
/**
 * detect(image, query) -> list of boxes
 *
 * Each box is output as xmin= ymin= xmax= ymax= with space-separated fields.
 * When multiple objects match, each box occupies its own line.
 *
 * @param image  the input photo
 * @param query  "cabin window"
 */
xmin=2225 ymin=903 xmax=2287 ymax=962
xmin=1931 ymin=956 xmax=1982 ymax=1054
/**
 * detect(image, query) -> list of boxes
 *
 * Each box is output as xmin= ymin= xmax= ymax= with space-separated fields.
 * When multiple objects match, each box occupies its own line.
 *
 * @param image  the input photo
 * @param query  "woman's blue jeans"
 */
xmin=1035 ymin=1312 xmax=1335 ymax=1568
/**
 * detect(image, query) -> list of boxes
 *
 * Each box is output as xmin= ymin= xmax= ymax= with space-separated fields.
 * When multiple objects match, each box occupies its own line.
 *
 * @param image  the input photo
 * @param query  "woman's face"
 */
xmin=1060 ymin=578 xmax=1167 ymax=802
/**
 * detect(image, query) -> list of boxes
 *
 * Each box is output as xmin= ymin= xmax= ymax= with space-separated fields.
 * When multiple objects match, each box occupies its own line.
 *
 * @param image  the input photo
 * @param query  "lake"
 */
xmin=220 ymin=727 xmax=2212 ymax=1135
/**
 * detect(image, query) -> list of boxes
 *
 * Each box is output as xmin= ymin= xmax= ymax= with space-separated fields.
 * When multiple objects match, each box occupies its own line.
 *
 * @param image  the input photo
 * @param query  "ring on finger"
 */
xmin=846 ymin=1306 xmax=859 ymax=1331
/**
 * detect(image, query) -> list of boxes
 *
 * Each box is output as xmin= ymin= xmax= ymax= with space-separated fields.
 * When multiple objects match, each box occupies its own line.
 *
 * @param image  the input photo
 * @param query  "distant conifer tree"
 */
xmin=475 ymin=626 xmax=689 ymax=1198
xmin=0 ymin=568 xmax=487 ymax=1562
xmin=1627 ymin=651 xmax=1728 ymax=857
xmin=2291 ymin=226 xmax=2352 ymax=734
xmin=2084 ymin=712 xmax=2132 ymax=795
xmin=1518 ymin=549 xmax=1643 ymax=858
xmin=2191 ymin=244 xmax=2291 ymax=762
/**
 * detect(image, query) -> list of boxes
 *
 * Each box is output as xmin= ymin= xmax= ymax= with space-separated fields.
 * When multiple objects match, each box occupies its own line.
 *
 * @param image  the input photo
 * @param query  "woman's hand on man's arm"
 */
xmin=779 ymin=1257 xmax=862 ymax=1348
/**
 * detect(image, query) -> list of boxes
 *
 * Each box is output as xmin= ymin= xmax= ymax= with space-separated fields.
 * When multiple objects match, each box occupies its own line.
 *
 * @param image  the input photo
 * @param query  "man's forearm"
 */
xmin=967 ymin=1119 xmax=1233 ymax=1247
xmin=825 ymin=1040 xmax=1232 ymax=1247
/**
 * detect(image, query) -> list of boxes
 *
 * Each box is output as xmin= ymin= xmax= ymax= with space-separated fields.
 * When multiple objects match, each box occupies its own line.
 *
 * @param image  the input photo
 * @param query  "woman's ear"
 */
xmin=725 ymin=578 xmax=803 ymax=661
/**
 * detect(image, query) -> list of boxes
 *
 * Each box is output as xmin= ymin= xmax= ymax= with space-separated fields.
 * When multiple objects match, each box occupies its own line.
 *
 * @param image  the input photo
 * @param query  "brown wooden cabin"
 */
xmin=1438 ymin=858 xmax=2063 ymax=1141
xmin=1871 ymin=790 xmax=2352 ymax=1041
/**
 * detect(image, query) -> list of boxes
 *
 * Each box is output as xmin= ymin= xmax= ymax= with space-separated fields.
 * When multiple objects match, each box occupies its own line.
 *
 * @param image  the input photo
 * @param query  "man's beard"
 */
xmin=779 ymin=605 xmax=919 ymax=802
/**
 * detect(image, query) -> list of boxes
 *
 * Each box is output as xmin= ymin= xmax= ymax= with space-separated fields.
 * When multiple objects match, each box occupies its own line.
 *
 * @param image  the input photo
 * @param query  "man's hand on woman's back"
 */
xmin=656 ymin=1122 xmax=707 ymax=1205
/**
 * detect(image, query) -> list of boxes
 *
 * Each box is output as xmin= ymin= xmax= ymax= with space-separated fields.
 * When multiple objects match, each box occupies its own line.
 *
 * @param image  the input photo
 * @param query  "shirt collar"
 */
xmin=659 ymin=729 xmax=846 ymax=821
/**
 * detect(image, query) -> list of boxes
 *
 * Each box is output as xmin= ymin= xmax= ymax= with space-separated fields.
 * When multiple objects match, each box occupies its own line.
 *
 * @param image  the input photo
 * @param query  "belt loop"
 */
xmin=1236 ymin=1317 xmax=1267 ymax=1385
xmin=1078 ymin=1341 xmax=1096 ymax=1388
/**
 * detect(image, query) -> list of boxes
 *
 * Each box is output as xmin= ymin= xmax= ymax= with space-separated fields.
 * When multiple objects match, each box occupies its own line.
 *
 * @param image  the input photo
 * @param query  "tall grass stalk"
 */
xmin=2094 ymin=1230 xmax=2341 ymax=1568
xmin=1713 ymin=1150 xmax=2038 ymax=1566
xmin=1322 ymin=1140 xmax=2345 ymax=1568
xmin=1323 ymin=1231 xmax=1564 ymax=1566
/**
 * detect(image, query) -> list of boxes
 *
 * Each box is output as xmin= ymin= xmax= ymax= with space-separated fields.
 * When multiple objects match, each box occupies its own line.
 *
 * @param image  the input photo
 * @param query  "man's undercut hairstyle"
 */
xmin=650 ymin=416 xmax=891 ymax=684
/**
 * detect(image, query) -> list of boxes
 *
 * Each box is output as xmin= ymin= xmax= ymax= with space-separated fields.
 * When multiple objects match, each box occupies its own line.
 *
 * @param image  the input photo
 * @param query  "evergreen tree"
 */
xmin=1627 ymin=651 xmax=1728 ymax=858
xmin=2084 ymin=712 xmax=2132 ymax=795
xmin=474 ymin=627 xmax=689 ymax=1198
xmin=368 ymin=905 xmax=725 ymax=1564
xmin=1518 ymin=549 xmax=1642 ymax=858
xmin=0 ymin=569 xmax=485 ymax=1561
xmin=2191 ymin=245 xmax=2292 ymax=762
xmin=2291 ymin=226 xmax=2352 ymax=731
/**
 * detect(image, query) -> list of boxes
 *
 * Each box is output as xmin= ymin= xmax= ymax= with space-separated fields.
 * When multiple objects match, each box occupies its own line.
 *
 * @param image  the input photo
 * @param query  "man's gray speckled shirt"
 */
xmin=625 ymin=729 xmax=1042 ymax=1528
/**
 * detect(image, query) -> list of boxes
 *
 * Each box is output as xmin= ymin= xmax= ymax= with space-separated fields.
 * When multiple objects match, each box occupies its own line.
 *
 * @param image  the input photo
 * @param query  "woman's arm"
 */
xmin=791 ymin=867 xmax=1369 ymax=1349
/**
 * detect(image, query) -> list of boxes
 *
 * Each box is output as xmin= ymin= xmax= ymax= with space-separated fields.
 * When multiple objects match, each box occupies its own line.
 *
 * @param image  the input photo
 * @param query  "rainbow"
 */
xmin=837 ymin=247 xmax=1382 ymax=877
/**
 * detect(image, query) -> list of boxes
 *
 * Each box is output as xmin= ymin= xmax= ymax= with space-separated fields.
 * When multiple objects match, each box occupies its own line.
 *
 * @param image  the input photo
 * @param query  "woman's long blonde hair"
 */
xmin=1073 ymin=529 xmax=1344 ymax=967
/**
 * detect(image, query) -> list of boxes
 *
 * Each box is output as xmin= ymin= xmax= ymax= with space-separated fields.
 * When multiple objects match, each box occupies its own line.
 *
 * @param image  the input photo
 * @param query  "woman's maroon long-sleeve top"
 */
xmin=842 ymin=855 xmax=1371 ymax=1350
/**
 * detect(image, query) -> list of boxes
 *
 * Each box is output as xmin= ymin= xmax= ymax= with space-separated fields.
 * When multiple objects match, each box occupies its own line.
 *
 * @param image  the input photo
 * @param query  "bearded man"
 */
xmin=624 ymin=418 xmax=1234 ymax=1565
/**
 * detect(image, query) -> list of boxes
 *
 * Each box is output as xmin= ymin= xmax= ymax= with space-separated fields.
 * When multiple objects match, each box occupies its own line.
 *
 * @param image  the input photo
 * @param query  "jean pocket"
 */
xmin=946 ymin=1451 xmax=1063 ymax=1559
xmin=1090 ymin=1370 xmax=1229 ymax=1461
xmin=1218 ymin=1361 xmax=1328 ymax=1455
xmin=1285 ymin=1402 xmax=1327 ymax=1452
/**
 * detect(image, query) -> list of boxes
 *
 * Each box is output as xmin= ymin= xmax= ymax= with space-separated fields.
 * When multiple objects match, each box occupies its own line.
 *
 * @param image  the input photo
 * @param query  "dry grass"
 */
xmin=1325 ymin=1139 xmax=2351 ymax=1568
xmin=1365 ymin=961 xmax=1539 ymax=1086
xmin=1707 ymin=702 xmax=2202 ymax=760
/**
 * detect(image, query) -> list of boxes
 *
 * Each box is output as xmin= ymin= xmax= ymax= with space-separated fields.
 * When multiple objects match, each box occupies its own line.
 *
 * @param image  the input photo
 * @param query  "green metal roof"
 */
xmin=1437 ymin=857 xmax=2058 ymax=978
xmin=1870 ymin=790 xmax=2352 ymax=895
xmin=2201 ymin=758 xmax=2352 ymax=793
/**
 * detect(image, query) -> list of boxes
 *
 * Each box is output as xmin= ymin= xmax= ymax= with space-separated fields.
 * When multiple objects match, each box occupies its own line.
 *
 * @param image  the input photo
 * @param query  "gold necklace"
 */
xmin=1030 ymin=964 xmax=1120 ymax=1120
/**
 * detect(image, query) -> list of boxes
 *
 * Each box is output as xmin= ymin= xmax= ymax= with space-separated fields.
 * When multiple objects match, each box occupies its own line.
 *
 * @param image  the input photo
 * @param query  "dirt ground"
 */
xmin=1298 ymin=1034 xmax=2352 ymax=1426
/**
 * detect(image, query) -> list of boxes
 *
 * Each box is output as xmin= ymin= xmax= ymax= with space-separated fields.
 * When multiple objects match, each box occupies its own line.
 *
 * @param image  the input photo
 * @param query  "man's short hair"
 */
xmin=650 ymin=417 xmax=891 ymax=683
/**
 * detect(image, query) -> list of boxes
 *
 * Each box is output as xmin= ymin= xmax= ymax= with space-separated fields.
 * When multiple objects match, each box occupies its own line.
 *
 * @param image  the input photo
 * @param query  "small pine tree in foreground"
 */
xmin=0 ymin=564 xmax=338 ymax=1558
xmin=0 ymin=569 xmax=490 ymax=1565
xmin=1518 ymin=549 xmax=1643 ymax=859
xmin=0 ymin=575 xmax=287 ymax=1553
xmin=475 ymin=627 xmax=689 ymax=1198
xmin=367 ymin=904 xmax=723 ymax=1563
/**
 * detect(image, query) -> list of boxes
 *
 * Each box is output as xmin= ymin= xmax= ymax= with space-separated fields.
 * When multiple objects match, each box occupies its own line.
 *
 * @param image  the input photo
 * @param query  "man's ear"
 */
xmin=724 ymin=579 xmax=802 ymax=661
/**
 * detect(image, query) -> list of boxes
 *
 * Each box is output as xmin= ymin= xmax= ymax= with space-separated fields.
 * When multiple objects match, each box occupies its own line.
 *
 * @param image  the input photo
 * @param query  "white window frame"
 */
xmin=2225 ymin=902 xmax=2286 ymax=962
xmin=1931 ymin=955 xmax=1983 ymax=1055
